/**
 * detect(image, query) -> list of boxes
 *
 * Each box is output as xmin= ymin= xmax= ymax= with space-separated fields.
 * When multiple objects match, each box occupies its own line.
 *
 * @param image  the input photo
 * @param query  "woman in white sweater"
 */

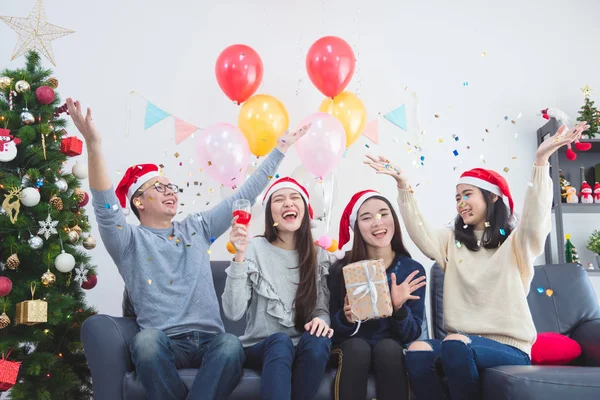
xmin=363 ymin=121 xmax=589 ymax=400
xmin=221 ymin=177 xmax=334 ymax=400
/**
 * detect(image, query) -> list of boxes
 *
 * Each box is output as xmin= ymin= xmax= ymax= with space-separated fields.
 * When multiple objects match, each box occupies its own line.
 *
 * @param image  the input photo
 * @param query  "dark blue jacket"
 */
xmin=328 ymin=254 xmax=426 ymax=346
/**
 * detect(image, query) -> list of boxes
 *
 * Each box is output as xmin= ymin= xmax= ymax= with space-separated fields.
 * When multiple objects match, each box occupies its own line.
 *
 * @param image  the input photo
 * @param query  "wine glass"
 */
xmin=232 ymin=199 xmax=252 ymax=226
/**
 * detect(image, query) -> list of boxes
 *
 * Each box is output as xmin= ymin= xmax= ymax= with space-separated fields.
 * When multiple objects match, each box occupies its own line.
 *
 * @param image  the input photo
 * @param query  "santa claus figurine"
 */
xmin=594 ymin=182 xmax=600 ymax=203
xmin=0 ymin=129 xmax=21 ymax=162
xmin=580 ymin=181 xmax=594 ymax=203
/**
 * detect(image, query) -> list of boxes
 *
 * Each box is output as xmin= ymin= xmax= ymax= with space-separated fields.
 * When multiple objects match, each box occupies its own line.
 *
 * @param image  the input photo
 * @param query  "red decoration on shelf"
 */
xmin=0 ymin=349 xmax=21 ymax=391
xmin=35 ymin=86 xmax=55 ymax=105
xmin=60 ymin=136 xmax=83 ymax=157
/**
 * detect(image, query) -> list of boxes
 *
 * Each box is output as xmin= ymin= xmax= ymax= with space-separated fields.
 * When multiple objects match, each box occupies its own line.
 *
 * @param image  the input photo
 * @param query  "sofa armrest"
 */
xmin=571 ymin=319 xmax=600 ymax=366
xmin=81 ymin=315 xmax=140 ymax=400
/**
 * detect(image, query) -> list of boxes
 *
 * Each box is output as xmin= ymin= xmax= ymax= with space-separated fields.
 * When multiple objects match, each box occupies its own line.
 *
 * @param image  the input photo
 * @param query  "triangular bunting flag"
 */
xmin=384 ymin=104 xmax=407 ymax=131
xmin=174 ymin=118 xmax=199 ymax=145
xmin=362 ymin=119 xmax=379 ymax=144
xmin=144 ymin=102 xmax=170 ymax=129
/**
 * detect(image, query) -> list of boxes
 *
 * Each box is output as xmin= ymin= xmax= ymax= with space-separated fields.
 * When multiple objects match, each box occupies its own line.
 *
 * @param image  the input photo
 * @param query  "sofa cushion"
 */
xmin=531 ymin=332 xmax=582 ymax=365
xmin=482 ymin=365 xmax=600 ymax=400
xmin=122 ymin=368 xmax=377 ymax=400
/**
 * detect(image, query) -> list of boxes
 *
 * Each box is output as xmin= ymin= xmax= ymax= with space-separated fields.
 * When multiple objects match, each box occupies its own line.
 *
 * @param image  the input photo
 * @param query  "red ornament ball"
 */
xmin=78 ymin=192 xmax=89 ymax=207
xmin=81 ymin=274 xmax=97 ymax=290
xmin=36 ymin=86 xmax=56 ymax=105
xmin=0 ymin=276 xmax=13 ymax=297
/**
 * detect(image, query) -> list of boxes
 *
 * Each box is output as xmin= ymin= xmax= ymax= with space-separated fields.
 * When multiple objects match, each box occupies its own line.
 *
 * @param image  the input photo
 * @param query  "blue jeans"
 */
xmin=245 ymin=332 xmax=332 ymax=400
xmin=405 ymin=335 xmax=531 ymax=400
xmin=130 ymin=329 xmax=245 ymax=400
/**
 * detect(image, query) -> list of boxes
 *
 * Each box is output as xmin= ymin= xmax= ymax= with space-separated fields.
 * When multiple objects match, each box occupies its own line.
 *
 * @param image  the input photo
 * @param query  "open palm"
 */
xmin=390 ymin=270 xmax=426 ymax=311
xmin=67 ymin=98 xmax=101 ymax=145
xmin=364 ymin=155 xmax=409 ymax=187
xmin=536 ymin=122 xmax=589 ymax=163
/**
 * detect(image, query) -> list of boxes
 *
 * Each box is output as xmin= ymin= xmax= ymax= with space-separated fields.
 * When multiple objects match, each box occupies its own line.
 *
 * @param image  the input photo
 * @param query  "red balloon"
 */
xmin=215 ymin=45 xmax=263 ymax=104
xmin=81 ymin=274 xmax=97 ymax=290
xmin=306 ymin=36 xmax=356 ymax=98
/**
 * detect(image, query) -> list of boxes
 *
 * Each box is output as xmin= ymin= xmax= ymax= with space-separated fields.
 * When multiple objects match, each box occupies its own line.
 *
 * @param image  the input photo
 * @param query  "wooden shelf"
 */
xmin=553 ymin=203 xmax=600 ymax=214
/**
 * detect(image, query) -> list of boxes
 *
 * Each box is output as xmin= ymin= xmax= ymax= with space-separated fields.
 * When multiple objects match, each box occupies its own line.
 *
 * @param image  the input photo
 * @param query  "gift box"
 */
xmin=0 ymin=350 xmax=21 ymax=391
xmin=15 ymin=283 xmax=47 ymax=326
xmin=343 ymin=259 xmax=393 ymax=322
xmin=60 ymin=136 xmax=83 ymax=157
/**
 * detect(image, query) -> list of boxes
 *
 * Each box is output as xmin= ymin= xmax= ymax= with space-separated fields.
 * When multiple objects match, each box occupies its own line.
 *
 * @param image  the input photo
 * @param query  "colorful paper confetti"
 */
xmin=537 ymin=287 xmax=544 ymax=294
xmin=546 ymin=289 xmax=554 ymax=297
xmin=207 ymin=249 xmax=212 ymax=254
xmin=148 ymin=279 xmax=152 ymax=285
xmin=376 ymin=213 xmax=382 ymax=220
xmin=453 ymin=150 xmax=459 ymax=156
xmin=484 ymin=222 xmax=490 ymax=228
xmin=210 ymin=236 xmax=216 ymax=243
xmin=499 ymin=228 xmax=506 ymax=236
xmin=174 ymin=152 xmax=180 ymax=158
xmin=503 ymin=167 xmax=510 ymax=173
xmin=455 ymin=240 xmax=463 ymax=248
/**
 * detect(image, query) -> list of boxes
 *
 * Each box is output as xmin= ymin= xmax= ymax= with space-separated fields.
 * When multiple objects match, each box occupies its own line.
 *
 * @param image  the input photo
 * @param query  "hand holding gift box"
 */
xmin=343 ymin=259 xmax=393 ymax=324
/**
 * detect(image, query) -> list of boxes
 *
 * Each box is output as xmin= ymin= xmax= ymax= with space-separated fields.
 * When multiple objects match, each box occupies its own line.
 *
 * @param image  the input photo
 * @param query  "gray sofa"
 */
xmin=429 ymin=263 xmax=600 ymax=400
xmin=81 ymin=261 xmax=428 ymax=399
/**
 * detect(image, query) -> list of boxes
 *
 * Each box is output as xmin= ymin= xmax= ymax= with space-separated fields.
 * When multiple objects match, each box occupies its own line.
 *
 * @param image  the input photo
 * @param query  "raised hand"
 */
xmin=66 ymin=98 xmax=101 ymax=146
xmin=535 ymin=122 xmax=590 ymax=165
xmin=363 ymin=155 xmax=410 ymax=188
xmin=304 ymin=317 xmax=334 ymax=338
xmin=390 ymin=271 xmax=426 ymax=311
xmin=276 ymin=123 xmax=312 ymax=153
xmin=230 ymin=216 xmax=248 ymax=262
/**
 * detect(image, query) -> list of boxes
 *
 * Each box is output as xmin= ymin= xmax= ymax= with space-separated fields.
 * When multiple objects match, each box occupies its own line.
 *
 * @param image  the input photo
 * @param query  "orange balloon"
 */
xmin=226 ymin=241 xmax=236 ymax=254
xmin=327 ymin=239 xmax=339 ymax=252
xmin=238 ymin=94 xmax=289 ymax=156
xmin=319 ymin=91 xmax=366 ymax=148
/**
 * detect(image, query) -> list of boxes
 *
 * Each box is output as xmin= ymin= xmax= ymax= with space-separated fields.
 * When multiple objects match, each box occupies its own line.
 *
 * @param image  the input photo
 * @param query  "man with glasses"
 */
xmin=67 ymin=98 xmax=308 ymax=400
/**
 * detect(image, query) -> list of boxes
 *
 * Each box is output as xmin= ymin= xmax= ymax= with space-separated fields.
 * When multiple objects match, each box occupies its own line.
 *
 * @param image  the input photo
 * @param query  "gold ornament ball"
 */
xmin=15 ymin=80 xmax=30 ymax=93
xmin=67 ymin=230 xmax=80 ymax=244
xmin=7 ymin=253 xmax=20 ymax=270
xmin=46 ymin=77 xmax=59 ymax=89
xmin=0 ymin=312 xmax=10 ymax=329
xmin=0 ymin=77 xmax=11 ymax=90
xmin=83 ymin=236 xmax=97 ymax=250
xmin=41 ymin=270 xmax=56 ymax=287
xmin=71 ymin=225 xmax=83 ymax=235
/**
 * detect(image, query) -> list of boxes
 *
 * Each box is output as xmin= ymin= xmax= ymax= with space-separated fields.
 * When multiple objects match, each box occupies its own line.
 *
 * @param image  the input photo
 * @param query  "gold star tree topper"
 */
xmin=1 ymin=0 xmax=74 ymax=66
xmin=581 ymin=84 xmax=593 ymax=99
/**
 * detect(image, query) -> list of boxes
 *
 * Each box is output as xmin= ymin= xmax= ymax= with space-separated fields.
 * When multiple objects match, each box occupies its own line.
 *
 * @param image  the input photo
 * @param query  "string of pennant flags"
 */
xmin=130 ymin=91 xmax=409 ymax=146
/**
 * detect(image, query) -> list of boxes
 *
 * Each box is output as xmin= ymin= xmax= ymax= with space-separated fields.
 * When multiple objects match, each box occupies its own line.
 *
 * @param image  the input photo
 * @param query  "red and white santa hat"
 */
xmin=338 ymin=189 xmax=380 ymax=249
xmin=262 ymin=176 xmax=315 ymax=220
xmin=115 ymin=164 xmax=164 ymax=208
xmin=594 ymin=182 xmax=600 ymax=193
xmin=581 ymin=181 xmax=592 ymax=193
xmin=457 ymin=168 xmax=514 ymax=214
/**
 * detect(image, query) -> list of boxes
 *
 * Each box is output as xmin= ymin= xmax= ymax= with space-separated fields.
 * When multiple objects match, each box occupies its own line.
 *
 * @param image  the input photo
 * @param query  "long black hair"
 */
xmin=454 ymin=188 xmax=514 ymax=251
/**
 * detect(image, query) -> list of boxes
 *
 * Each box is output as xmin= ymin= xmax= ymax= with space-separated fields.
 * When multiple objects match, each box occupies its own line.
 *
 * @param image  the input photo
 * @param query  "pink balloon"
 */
xmin=295 ymin=113 xmax=346 ymax=177
xmin=197 ymin=123 xmax=251 ymax=186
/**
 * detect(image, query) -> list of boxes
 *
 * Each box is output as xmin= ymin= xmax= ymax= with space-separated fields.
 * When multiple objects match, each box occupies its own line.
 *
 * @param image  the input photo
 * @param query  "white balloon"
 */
xmin=55 ymin=251 xmax=76 ymax=273
xmin=72 ymin=162 xmax=88 ymax=179
xmin=20 ymin=187 xmax=41 ymax=207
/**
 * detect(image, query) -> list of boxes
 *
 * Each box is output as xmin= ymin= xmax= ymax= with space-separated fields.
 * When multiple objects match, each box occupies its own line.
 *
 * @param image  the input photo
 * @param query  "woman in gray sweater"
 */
xmin=222 ymin=177 xmax=334 ymax=400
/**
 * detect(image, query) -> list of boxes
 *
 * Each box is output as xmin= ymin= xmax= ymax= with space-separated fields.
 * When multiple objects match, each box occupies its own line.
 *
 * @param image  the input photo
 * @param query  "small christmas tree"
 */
xmin=576 ymin=85 xmax=599 ymax=139
xmin=0 ymin=51 xmax=96 ymax=399
xmin=565 ymin=234 xmax=582 ymax=265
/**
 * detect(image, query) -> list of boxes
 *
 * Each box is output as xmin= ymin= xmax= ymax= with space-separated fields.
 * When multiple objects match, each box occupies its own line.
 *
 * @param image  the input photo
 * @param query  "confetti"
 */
xmin=463 ymin=224 xmax=468 ymax=229
xmin=105 ymin=203 xmax=110 ymax=209
xmin=462 ymin=196 xmax=468 ymax=200
xmin=485 ymin=128 xmax=489 ymax=133
xmin=458 ymin=259 xmax=463 ymax=263
xmin=117 ymin=225 xmax=123 ymax=229
xmin=268 ymin=175 xmax=273 ymax=179
xmin=481 ymin=52 xmax=487 ymax=57
xmin=209 ymin=188 xmax=214 ymax=193
xmin=504 ymin=116 xmax=508 ymax=121
xmin=503 ymin=167 xmax=509 ymax=173
xmin=477 ymin=240 xmax=481 ymax=247
xmin=434 ymin=114 xmax=440 ymax=118
xmin=207 ymin=249 xmax=212 ymax=255
xmin=207 ymin=161 xmax=212 ymax=166
xmin=453 ymin=134 xmax=459 ymax=141
xmin=168 ymin=235 xmax=175 ymax=241
xmin=527 ymin=182 xmax=534 ymax=187
xmin=484 ymin=222 xmax=490 ymax=227
xmin=376 ymin=213 xmax=382 ymax=220
xmin=455 ymin=240 xmax=462 ymax=248
xmin=179 ymin=162 xmax=182 ymax=166
xmin=116 ymin=170 xmax=122 ymax=175
xmin=537 ymin=287 xmax=544 ymax=294
xmin=459 ymin=201 xmax=466 ymax=208
xmin=546 ymin=289 xmax=554 ymax=297
xmin=210 ymin=236 xmax=216 ymax=243
xmin=148 ymin=279 xmax=152 ymax=285
xmin=462 ymin=81 xmax=469 ymax=87
xmin=514 ymin=133 xmax=518 ymax=139
xmin=170 ymin=280 xmax=173 ymax=285
xmin=453 ymin=150 xmax=459 ymax=156
xmin=112 ymin=205 xmax=119 ymax=211
xmin=273 ymin=222 xmax=279 ymax=227
xmin=438 ymin=138 xmax=444 ymax=143
xmin=365 ymin=144 xmax=370 ymax=148
xmin=149 ymin=196 xmax=153 ymax=201
xmin=175 ymin=239 xmax=181 ymax=244
xmin=275 ymin=174 xmax=279 ymax=178
xmin=499 ymin=228 xmax=506 ymax=236
xmin=174 ymin=152 xmax=180 ymax=158
xmin=466 ymin=146 xmax=471 ymax=150
xmin=186 ymin=244 xmax=191 ymax=248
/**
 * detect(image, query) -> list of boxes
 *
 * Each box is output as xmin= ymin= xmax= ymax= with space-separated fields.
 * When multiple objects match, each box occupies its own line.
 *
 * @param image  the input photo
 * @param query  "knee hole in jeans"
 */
xmin=442 ymin=334 xmax=471 ymax=344
xmin=407 ymin=341 xmax=433 ymax=352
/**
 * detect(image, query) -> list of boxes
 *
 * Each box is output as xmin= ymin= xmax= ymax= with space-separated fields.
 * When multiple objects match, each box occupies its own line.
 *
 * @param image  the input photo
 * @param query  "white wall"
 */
xmin=2 ymin=0 xmax=600 ymax=318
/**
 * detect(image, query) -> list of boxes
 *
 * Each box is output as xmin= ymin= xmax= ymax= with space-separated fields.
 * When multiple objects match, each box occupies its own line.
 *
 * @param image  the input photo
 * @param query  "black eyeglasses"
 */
xmin=136 ymin=182 xmax=179 ymax=197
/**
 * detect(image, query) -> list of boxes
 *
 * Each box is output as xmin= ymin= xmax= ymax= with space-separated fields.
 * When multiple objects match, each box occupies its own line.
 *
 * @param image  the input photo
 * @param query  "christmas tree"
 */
xmin=576 ymin=85 xmax=599 ymax=139
xmin=565 ymin=234 xmax=582 ymax=265
xmin=0 ymin=52 xmax=95 ymax=399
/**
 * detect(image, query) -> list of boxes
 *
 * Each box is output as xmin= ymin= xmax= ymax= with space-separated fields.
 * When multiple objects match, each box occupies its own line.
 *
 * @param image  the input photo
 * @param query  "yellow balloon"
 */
xmin=319 ymin=91 xmax=366 ymax=148
xmin=238 ymin=94 xmax=289 ymax=157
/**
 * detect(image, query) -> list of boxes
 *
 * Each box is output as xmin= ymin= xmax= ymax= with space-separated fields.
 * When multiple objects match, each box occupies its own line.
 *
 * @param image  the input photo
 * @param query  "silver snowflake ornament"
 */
xmin=38 ymin=213 xmax=59 ymax=239
xmin=74 ymin=266 xmax=89 ymax=285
